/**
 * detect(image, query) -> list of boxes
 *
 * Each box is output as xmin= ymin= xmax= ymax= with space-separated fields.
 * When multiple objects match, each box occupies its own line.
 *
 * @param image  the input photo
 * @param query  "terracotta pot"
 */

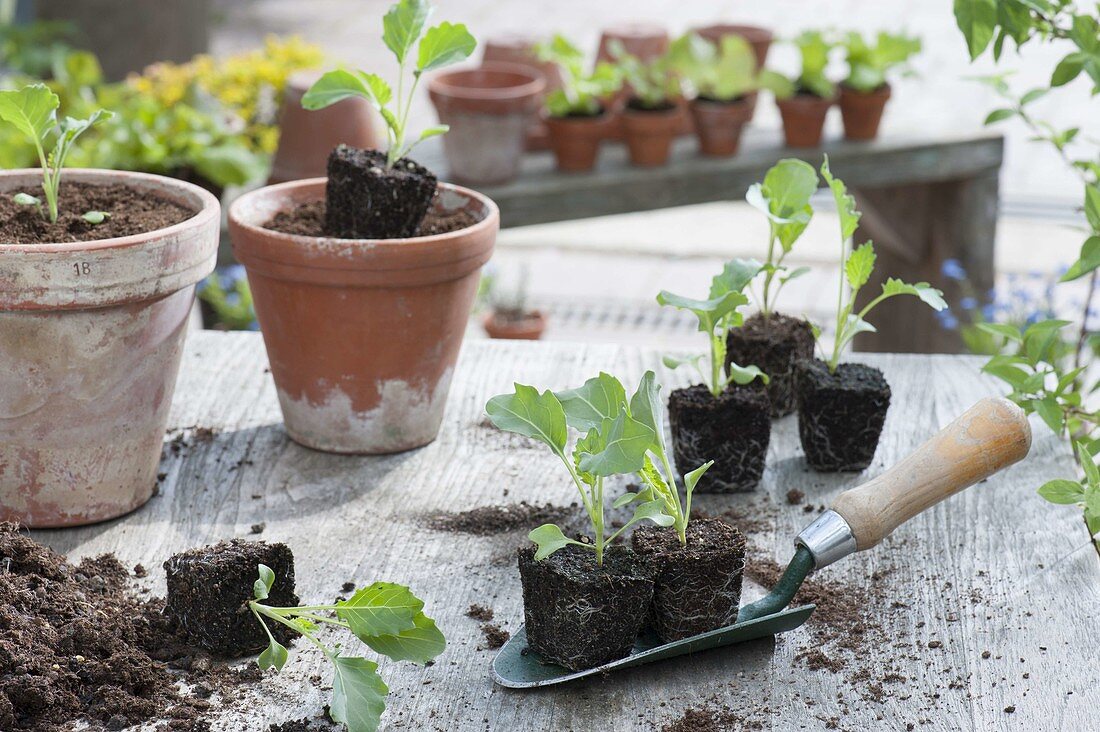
xmin=690 ymin=95 xmax=755 ymax=156
xmin=597 ymin=24 xmax=671 ymax=141
xmin=692 ymin=24 xmax=775 ymax=70
xmin=544 ymin=113 xmax=612 ymax=172
xmin=776 ymin=93 xmax=835 ymax=148
xmin=482 ymin=34 xmax=561 ymax=151
xmin=621 ymin=104 xmax=680 ymax=167
xmin=483 ymin=310 xmax=547 ymax=340
xmin=229 ymin=179 xmax=499 ymax=454
xmin=839 ymin=83 xmax=892 ymax=141
xmin=268 ymin=70 xmax=380 ymax=185
xmin=428 ymin=63 xmax=545 ymax=185
xmin=0 ymin=169 xmax=219 ymax=527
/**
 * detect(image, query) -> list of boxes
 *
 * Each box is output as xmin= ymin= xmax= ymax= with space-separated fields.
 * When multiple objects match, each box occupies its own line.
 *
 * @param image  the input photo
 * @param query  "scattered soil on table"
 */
xmin=692 ymin=499 xmax=779 ymax=538
xmin=266 ymin=197 xmax=477 ymax=239
xmin=785 ymin=489 xmax=805 ymax=505
xmin=267 ymin=718 xmax=337 ymax=732
xmin=659 ymin=697 xmax=769 ymax=731
xmin=425 ymin=502 xmax=574 ymax=536
xmin=0 ymin=182 xmax=196 ymax=245
xmin=479 ymin=623 xmax=510 ymax=649
xmin=165 ymin=426 xmax=221 ymax=458
xmin=466 ymin=604 xmax=494 ymax=622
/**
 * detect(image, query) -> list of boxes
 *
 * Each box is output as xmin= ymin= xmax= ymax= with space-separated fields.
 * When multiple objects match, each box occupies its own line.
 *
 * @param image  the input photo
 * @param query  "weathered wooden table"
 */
xmin=33 ymin=332 xmax=1098 ymax=731
xmin=421 ymin=129 xmax=1004 ymax=354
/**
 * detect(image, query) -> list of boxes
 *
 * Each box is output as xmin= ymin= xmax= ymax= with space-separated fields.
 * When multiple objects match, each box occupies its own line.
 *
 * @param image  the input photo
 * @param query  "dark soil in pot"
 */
xmin=632 ymin=517 xmax=747 ymax=642
xmin=0 ymin=182 xmax=195 ymax=244
xmin=265 ymin=196 xmax=478 ymax=237
xmin=668 ymin=383 xmax=771 ymax=493
xmin=517 ymin=544 xmax=654 ymax=671
xmin=726 ymin=312 xmax=816 ymax=417
xmin=323 ymin=145 xmax=438 ymax=239
xmin=795 ymin=359 xmax=891 ymax=472
xmin=164 ymin=539 xmax=299 ymax=657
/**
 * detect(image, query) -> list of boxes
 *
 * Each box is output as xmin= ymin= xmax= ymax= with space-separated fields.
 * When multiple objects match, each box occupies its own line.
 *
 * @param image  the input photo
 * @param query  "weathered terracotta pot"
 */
xmin=482 ymin=34 xmax=561 ymax=151
xmin=621 ymin=104 xmax=680 ymax=167
xmin=483 ymin=310 xmax=547 ymax=340
xmin=690 ymin=95 xmax=755 ymax=156
xmin=0 ymin=169 xmax=219 ymax=527
xmin=776 ymin=93 xmax=835 ymax=148
xmin=839 ymin=83 xmax=892 ymax=141
xmin=269 ymin=70 xmax=380 ymax=185
xmin=428 ymin=63 xmax=545 ymax=185
xmin=229 ymin=179 xmax=499 ymax=454
xmin=544 ymin=113 xmax=612 ymax=172
xmin=692 ymin=24 xmax=774 ymax=70
xmin=597 ymin=24 xmax=671 ymax=141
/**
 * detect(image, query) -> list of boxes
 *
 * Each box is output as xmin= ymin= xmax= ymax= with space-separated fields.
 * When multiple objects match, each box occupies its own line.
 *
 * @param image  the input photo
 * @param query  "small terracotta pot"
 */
xmin=839 ymin=83 xmax=892 ymax=141
xmin=428 ymin=63 xmax=545 ymax=185
xmin=597 ymin=24 xmax=671 ymax=141
xmin=269 ymin=71 xmax=380 ymax=185
xmin=229 ymin=179 xmax=498 ymax=454
xmin=776 ymin=93 xmax=835 ymax=148
xmin=690 ymin=95 xmax=755 ymax=157
xmin=482 ymin=34 xmax=561 ymax=151
xmin=691 ymin=24 xmax=775 ymax=70
xmin=0 ymin=169 xmax=219 ymax=527
xmin=544 ymin=113 xmax=612 ymax=172
xmin=621 ymin=104 xmax=680 ymax=167
xmin=483 ymin=310 xmax=547 ymax=340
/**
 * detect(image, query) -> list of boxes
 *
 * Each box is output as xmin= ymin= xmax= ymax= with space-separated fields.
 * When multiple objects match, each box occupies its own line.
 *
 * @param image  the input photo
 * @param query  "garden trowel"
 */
xmin=492 ymin=397 xmax=1031 ymax=688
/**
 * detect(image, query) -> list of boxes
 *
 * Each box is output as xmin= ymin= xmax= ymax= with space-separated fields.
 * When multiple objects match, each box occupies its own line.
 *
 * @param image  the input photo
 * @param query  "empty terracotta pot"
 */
xmin=483 ymin=310 xmax=547 ymax=340
xmin=776 ymin=93 xmax=835 ymax=148
xmin=692 ymin=24 xmax=774 ymax=70
xmin=229 ymin=179 xmax=498 ymax=454
xmin=621 ymin=104 xmax=680 ymax=167
xmin=428 ymin=63 xmax=546 ymax=185
xmin=544 ymin=113 xmax=612 ymax=172
xmin=839 ymin=83 xmax=892 ymax=141
xmin=0 ymin=169 xmax=219 ymax=527
xmin=269 ymin=70 xmax=380 ymax=185
xmin=690 ymin=95 xmax=755 ymax=156
xmin=482 ymin=34 xmax=561 ymax=151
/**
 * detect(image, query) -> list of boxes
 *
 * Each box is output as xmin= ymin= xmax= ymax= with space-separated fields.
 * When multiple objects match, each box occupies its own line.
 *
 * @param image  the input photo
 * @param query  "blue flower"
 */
xmin=981 ymin=304 xmax=996 ymax=321
xmin=942 ymin=259 xmax=967 ymax=281
xmin=935 ymin=309 xmax=959 ymax=330
xmin=960 ymin=296 xmax=978 ymax=311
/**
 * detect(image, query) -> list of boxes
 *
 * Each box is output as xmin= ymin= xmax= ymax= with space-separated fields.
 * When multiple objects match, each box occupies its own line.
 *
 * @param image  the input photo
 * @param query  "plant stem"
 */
xmin=659 ymin=450 xmax=688 ymax=546
xmin=760 ymin=229 xmax=777 ymax=315
xmin=709 ymin=332 xmax=723 ymax=397
xmin=1073 ymin=269 xmax=1096 ymax=381
xmin=593 ymin=477 xmax=605 ymax=565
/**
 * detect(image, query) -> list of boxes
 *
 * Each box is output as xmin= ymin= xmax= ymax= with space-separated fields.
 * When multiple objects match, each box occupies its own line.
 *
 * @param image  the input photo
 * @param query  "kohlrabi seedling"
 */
xmin=82 ymin=211 xmax=110 ymax=225
xmin=817 ymin=155 xmax=947 ymax=372
xmin=842 ymin=31 xmax=921 ymax=93
xmin=608 ymin=40 xmax=679 ymax=109
xmin=745 ymin=158 xmax=819 ymax=317
xmin=0 ymin=83 xmax=111 ymax=224
xmin=658 ymin=261 xmax=770 ymax=398
xmin=668 ymin=33 xmax=793 ymax=101
xmin=301 ymin=0 xmax=475 ymax=168
xmin=536 ymin=35 xmax=622 ymax=117
xmin=250 ymin=566 xmax=445 ymax=732
xmin=775 ymin=30 xmax=836 ymax=100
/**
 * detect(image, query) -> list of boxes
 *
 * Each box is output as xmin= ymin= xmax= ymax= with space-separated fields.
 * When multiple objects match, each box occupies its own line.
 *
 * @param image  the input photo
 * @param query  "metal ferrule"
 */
xmin=795 ymin=510 xmax=857 ymax=570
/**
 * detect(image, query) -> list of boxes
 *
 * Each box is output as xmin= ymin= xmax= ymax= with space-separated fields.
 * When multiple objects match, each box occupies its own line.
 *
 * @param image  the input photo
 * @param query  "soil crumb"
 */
xmin=265 ymin=197 xmax=478 ymax=238
xmin=466 ymin=604 xmax=494 ymax=622
xmin=480 ymin=623 xmax=510 ymax=649
xmin=660 ymin=699 xmax=766 ymax=731
xmin=426 ymin=502 xmax=573 ymax=536
xmin=786 ymin=488 xmax=805 ymax=505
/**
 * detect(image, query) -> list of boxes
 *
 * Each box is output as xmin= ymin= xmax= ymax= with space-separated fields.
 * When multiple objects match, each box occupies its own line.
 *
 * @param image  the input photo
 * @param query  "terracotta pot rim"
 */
xmin=776 ymin=93 xmax=837 ymax=108
xmin=839 ymin=82 xmax=893 ymax=98
xmin=543 ymin=110 xmax=610 ymax=124
xmin=427 ymin=62 xmax=546 ymax=101
xmin=691 ymin=94 xmax=755 ymax=108
xmin=622 ymin=103 xmax=680 ymax=118
xmin=692 ymin=23 xmax=774 ymax=43
xmin=0 ymin=168 xmax=219 ymax=254
xmin=229 ymin=177 xmax=500 ymax=250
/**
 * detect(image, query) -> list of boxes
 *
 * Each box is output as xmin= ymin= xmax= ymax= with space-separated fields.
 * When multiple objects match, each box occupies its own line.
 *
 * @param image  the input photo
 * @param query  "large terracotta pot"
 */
xmin=544 ymin=113 xmax=612 ymax=172
xmin=482 ymin=34 xmax=561 ymax=151
xmin=839 ymin=83 xmax=892 ymax=141
xmin=621 ymin=105 xmax=680 ymax=167
xmin=690 ymin=95 xmax=755 ymax=156
xmin=428 ymin=63 xmax=545 ymax=185
xmin=692 ymin=24 xmax=774 ymax=70
xmin=229 ymin=179 xmax=499 ymax=454
xmin=0 ymin=169 xmax=219 ymax=527
xmin=776 ymin=93 xmax=835 ymax=148
xmin=268 ymin=70 xmax=380 ymax=185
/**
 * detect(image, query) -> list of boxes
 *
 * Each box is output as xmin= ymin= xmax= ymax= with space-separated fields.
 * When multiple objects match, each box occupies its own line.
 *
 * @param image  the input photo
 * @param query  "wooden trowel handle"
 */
xmin=831 ymin=397 xmax=1032 ymax=551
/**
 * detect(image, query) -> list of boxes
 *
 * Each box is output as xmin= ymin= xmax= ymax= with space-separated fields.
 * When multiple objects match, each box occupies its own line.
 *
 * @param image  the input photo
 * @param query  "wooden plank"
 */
xmin=30 ymin=332 xmax=1097 ymax=731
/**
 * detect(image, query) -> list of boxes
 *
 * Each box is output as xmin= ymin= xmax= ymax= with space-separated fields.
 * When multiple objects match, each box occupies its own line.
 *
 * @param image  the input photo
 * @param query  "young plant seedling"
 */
xmin=82 ymin=210 xmax=110 ymax=225
xmin=657 ymin=261 xmax=770 ymax=398
xmin=774 ymin=30 xmax=837 ymax=100
xmin=744 ymin=158 xmax=819 ymax=317
xmin=842 ymin=31 xmax=921 ymax=93
xmin=607 ymin=41 xmax=679 ymax=110
xmin=668 ymin=33 xmax=793 ymax=101
xmin=0 ymin=83 xmax=110 ymax=223
xmin=816 ymin=155 xmax=947 ymax=372
xmin=301 ymin=0 xmax=476 ymax=167
xmin=536 ymin=35 xmax=622 ymax=117
xmin=250 ymin=565 xmax=445 ymax=732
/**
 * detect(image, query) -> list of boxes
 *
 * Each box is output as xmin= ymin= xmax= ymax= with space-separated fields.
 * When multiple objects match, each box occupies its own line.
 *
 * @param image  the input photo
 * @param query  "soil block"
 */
xmin=726 ymin=312 xmax=815 ymax=418
xmin=668 ymin=383 xmax=771 ymax=493
xmin=795 ymin=359 xmax=892 ymax=472
xmin=323 ymin=145 xmax=437 ymax=239
xmin=517 ymin=544 xmax=654 ymax=671
xmin=632 ymin=517 xmax=747 ymax=642
xmin=164 ymin=539 xmax=299 ymax=658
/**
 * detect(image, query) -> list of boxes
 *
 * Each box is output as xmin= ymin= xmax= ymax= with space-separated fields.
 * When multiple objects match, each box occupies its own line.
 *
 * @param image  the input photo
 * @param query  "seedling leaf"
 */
xmin=576 ymin=409 xmax=655 ymax=477
xmin=258 ymin=637 xmax=289 ymax=672
xmin=383 ymin=0 xmax=432 ymax=64
xmin=361 ymin=611 xmax=446 ymax=664
xmin=1038 ymin=479 xmax=1085 ymax=505
xmin=485 ymin=385 xmax=568 ymax=455
xmin=529 ymin=523 xmax=585 ymax=560
xmin=82 ymin=211 xmax=110 ymax=225
xmin=337 ymin=582 xmax=423 ymax=638
xmin=330 ymin=656 xmax=388 ymax=732
xmin=416 ymin=22 xmax=476 ymax=73
xmin=556 ymin=372 xmax=627 ymax=432
xmin=254 ymin=564 xmax=275 ymax=600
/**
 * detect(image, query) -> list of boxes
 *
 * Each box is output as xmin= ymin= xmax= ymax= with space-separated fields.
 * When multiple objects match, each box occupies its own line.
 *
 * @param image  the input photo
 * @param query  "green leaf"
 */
xmin=576 ymin=409 xmax=656 ymax=477
xmin=12 ymin=192 xmax=39 ymax=207
xmin=954 ymin=0 xmax=997 ymax=60
xmin=528 ymin=523 xmax=584 ymax=560
xmin=302 ymin=70 xmax=392 ymax=111
xmin=192 ymin=143 xmax=269 ymax=187
xmin=1077 ymin=442 xmax=1100 ymax=486
xmin=362 ymin=611 xmax=446 ymax=664
xmin=880 ymin=278 xmax=948 ymax=311
xmin=1085 ymin=185 xmax=1100 ymax=232
xmin=976 ymin=322 xmax=1022 ymax=343
xmin=382 ymin=0 xmax=431 ymax=64
xmin=416 ymin=22 xmax=476 ymax=73
xmin=747 ymin=159 xmax=818 ymax=252
xmin=418 ymin=124 xmax=449 ymax=142
xmin=837 ymin=314 xmax=877 ymax=353
xmin=656 ymin=289 xmax=748 ymax=335
xmin=0 ymin=84 xmax=59 ymax=146
xmin=1019 ymin=87 xmax=1047 ymax=106
xmin=727 ymin=362 xmax=768 ymax=386
xmin=628 ymin=370 xmax=666 ymax=451
xmin=845 ymin=242 xmax=876 ymax=291
xmin=712 ymin=258 xmax=764 ymax=298
xmin=821 ymin=155 xmax=861 ymax=242
xmin=485 ymin=385 xmax=568 ymax=456
xmin=683 ymin=460 xmax=713 ymax=503
xmin=337 ymin=582 xmax=422 ymax=638
xmin=555 ymin=372 xmax=627 ymax=432
xmin=254 ymin=564 xmax=275 ymax=601
xmin=1037 ymin=479 xmax=1085 ymax=505
xmin=1060 ymin=237 xmax=1100 ymax=282
xmin=330 ymin=656 xmax=389 ymax=732
xmin=1034 ymin=396 xmax=1063 ymax=434
xmin=628 ymin=498 xmax=675 ymax=528
xmin=258 ymin=637 xmax=288 ymax=672
xmin=981 ymin=360 xmax=1030 ymax=388
xmin=983 ymin=108 xmax=1015 ymax=125
xmin=613 ymin=491 xmax=642 ymax=508
xmin=1051 ymin=52 xmax=1085 ymax=86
